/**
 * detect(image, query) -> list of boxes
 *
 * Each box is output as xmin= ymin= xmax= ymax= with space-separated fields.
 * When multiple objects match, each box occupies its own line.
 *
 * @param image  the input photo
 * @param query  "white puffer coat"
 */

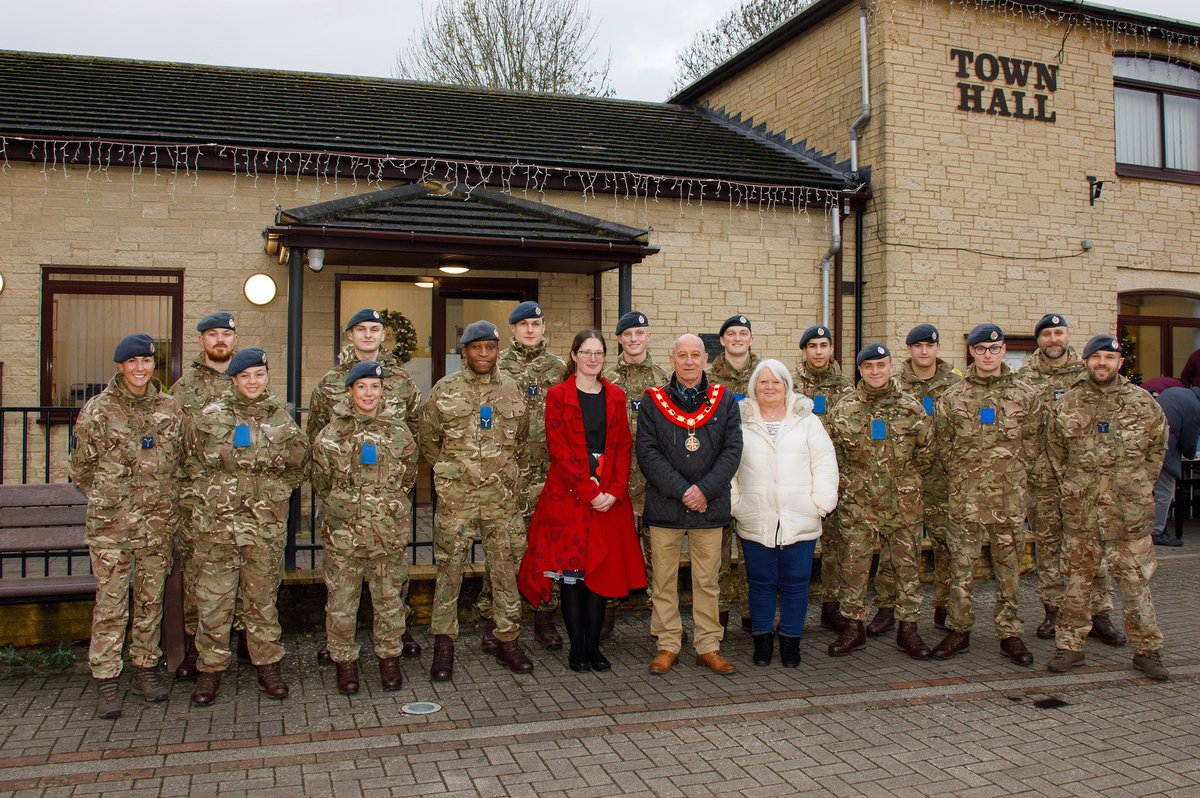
xmin=731 ymin=395 xmax=839 ymax=547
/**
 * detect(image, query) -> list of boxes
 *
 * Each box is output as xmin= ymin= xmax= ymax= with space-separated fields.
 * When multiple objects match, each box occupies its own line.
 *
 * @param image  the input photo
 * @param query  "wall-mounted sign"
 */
xmin=950 ymin=48 xmax=1058 ymax=122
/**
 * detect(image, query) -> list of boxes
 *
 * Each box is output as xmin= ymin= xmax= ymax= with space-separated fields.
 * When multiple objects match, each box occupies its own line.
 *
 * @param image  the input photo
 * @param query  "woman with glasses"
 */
xmin=519 ymin=330 xmax=648 ymax=672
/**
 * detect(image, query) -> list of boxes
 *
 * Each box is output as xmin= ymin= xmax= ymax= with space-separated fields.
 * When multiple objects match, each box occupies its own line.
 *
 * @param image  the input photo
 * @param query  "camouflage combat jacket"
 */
xmin=1048 ymin=376 xmax=1168 ymax=540
xmin=312 ymin=401 xmax=419 ymax=557
xmin=605 ymin=353 xmax=669 ymax=516
xmin=307 ymin=346 xmax=421 ymax=442
xmin=826 ymin=378 xmax=934 ymax=527
xmin=791 ymin=360 xmax=853 ymax=417
xmin=183 ymin=390 xmax=309 ymax=546
xmin=497 ymin=339 xmax=566 ymax=515
xmin=1020 ymin=348 xmax=1086 ymax=490
xmin=934 ymin=364 xmax=1045 ymax=525
xmin=69 ymin=375 xmax=183 ymax=550
xmin=417 ymin=366 xmax=529 ymax=520
xmin=707 ymin=351 xmax=761 ymax=399
xmin=169 ymin=354 xmax=230 ymax=419
xmin=898 ymin=357 xmax=963 ymax=514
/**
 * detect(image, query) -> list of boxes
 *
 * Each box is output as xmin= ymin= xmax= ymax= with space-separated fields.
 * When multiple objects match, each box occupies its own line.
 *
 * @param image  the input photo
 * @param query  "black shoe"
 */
xmin=568 ymin=649 xmax=592 ymax=673
xmin=778 ymin=634 xmax=801 ymax=668
xmin=752 ymin=633 xmax=774 ymax=666
xmin=1152 ymin=532 xmax=1183 ymax=548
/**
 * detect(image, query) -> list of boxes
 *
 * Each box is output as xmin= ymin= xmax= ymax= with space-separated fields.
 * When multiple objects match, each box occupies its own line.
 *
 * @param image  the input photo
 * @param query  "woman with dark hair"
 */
xmin=519 ymin=330 xmax=647 ymax=671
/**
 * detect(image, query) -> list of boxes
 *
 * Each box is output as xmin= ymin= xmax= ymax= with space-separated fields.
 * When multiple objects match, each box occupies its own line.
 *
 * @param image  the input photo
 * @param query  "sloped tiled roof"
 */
xmin=0 ymin=50 xmax=852 ymax=191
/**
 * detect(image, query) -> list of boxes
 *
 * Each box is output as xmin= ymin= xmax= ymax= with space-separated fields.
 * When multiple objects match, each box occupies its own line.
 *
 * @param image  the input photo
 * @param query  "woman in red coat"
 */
xmin=519 ymin=330 xmax=648 ymax=672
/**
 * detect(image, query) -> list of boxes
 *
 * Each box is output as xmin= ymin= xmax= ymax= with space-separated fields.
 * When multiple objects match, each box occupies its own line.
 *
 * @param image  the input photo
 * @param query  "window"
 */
xmin=1117 ymin=291 xmax=1200 ymax=383
xmin=1114 ymin=56 xmax=1200 ymax=182
xmin=41 ymin=268 xmax=183 ymax=407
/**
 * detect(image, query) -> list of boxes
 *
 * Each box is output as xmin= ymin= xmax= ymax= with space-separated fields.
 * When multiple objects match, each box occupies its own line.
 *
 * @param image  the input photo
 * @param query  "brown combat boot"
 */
xmin=1047 ymin=648 xmax=1084 ymax=672
xmin=933 ymin=606 xmax=948 ymax=631
xmin=1000 ymin=636 xmax=1033 ymax=666
xmin=866 ymin=607 xmax=896 ymax=636
xmin=1036 ymin=605 xmax=1057 ymax=639
xmin=316 ymin=645 xmax=333 ymax=665
xmin=378 ymin=656 xmax=403 ymax=691
xmin=430 ymin=635 xmax=455 ymax=682
xmin=256 ymin=662 xmax=289 ymax=699
xmin=131 ymin=667 xmax=170 ymax=702
xmin=828 ymin=620 xmax=867 ymax=656
xmin=932 ymin=630 xmax=970 ymax=659
xmin=533 ymin=610 xmax=563 ymax=650
xmin=820 ymin=601 xmax=847 ymax=632
xmin=599 ymin=604 xmax=618 ymax=642
xmin=335 ymin=660 xmax=359 ymax=695
xmin=400 ymin=631 xmax=421 ymax=659
xmin=95 ymin=676 xmax=122 ymax=719
xmin=175 ymin=635 xmax=200 ymax=680
xmin=190 ymin=671 xmax=221 ymax=706
xmin=495 ymin=639 xmax=535 ymax=673
xmin=479 ymin=620 xmax=499 ymax=654
xmin=1089 ymin=614 xmax=1127 ymax=647
xmin=896 ymin=621 xmax=932 ymax=659
xmin=1133 ymin=651 xmax=1169 ymax=681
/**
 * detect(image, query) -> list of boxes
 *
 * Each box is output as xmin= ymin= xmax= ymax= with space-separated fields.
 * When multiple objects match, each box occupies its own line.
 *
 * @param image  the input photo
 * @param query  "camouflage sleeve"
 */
xmin=1045 ymin=402 xmax=1068 ymax=484
xmin=404 ymin=386 xmax=422 ymax=442
xmin=68 ymin=404 xmax=99 ymax=495
xmin=1021 ymin=390 xmax=1048 ymax=475
xmin=306 ymin=385 xmax=328 ymax=443
xmin=516 ymin=395 xmax=531 ymax=478
xmin=310 ymin=434 xmax=333 ymax=499
xmin=400 ymin=428 xmax=419 ymax=496
xmin=913 ymin=411 xmax=935 ymax=477
xmin=417 ymin=396 xmax=442 ymax=466
xmin=281 ymin=424 xmax=311 ymax=490
xmin=932 ymin=396 xmax=953 ymax=474
xmin=1145 ymin=402 xmax=1169 ymax=484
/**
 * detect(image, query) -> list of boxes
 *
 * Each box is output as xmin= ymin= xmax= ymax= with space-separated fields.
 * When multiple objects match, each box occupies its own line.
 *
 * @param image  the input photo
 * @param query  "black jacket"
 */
xmin=636 ymin=375 xmax=743 ymax=528
xmin=1155 ymin=386 xmax=1200 ymax=479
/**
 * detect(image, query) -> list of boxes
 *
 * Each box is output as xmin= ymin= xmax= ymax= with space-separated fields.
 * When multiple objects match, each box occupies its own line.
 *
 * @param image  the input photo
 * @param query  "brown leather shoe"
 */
xmin=932 ymin=630 xmax=970 ymax=659
xmin=896 ymin=621 xmax=932 ymax=659
xmin=828 ymin=620 xmax=866 ymax=656
xmin=533 ymin=610 xmax=563 ymax=650
xmin=316 ymin=645 xmax=332 ymax=665
xmin=1047 ymin=648 xmax=1084 ymax=672
xmin=190 ymin=671 xmax=221 ymax=706
xmin=335 ymin=660 xmax=360 ymax=695
xmin=695 ymin=650 xmax=736 ymax=674
xmin=257 ymin=662 xmax=289 ymax=699
xmin=649 ymin=650 xmax=678 ymax=674
xmin=599 ymin=604 xmax=618 ymax=642
xmin=175 ymin=635 xmax=200 ymax=681
xmin=866 ymin=607 xmax=896 ymax=636
xmin=379 ymin=656 xmax=403 ymax=691
xmin=1089 ymin=614 xmax=1127 ymax=647
xmin=480 ymin=620 xmax=499 ymax=654
xmin=1000 ymin=636 xmax=1033 ymax=666
xmin=933 ymin=606 xmax=948 ymax=631
xmin=1036 ymin=605 xmax=1057 ymax=640
xmin=430 ymin=635 xmax=454 ymax=682
xmin=236 ymin=629 xmax=252 ymax=664
xmin=401 ymin=631 xmax=421 ymax=659
xmin=820 ymin=601 xmax=847 ymax=632
xmin=495 ymin=639 xmax=535 ymax=673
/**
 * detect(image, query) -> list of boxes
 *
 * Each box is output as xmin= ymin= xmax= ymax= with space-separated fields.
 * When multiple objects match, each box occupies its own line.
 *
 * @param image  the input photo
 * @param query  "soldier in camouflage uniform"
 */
xmin=1045 ymin=335 xmax=1169 ymax=681
xmin=70 ymin=333 xmax=183 ymax=719
xmin=312 ymin=361 xmax=419 ymax=695
xmin=1020 ymin=313 xmax=1122 ymax=646
xmin=169 ymin=310 xmax=239 ymax=680
xmin=707 ymin=314 xmax=761 ymax=631
xmin=826 ymin=344 xmax=935 ymax=659
xmin=419 ymin=321 xmax=534 ymax=681
xmin=601 ymin=310 xmax=669 ymax=637
xmin=183 ymin=349 xmax=309 ymax=705
xmin=791 ymin=325 xmax=853 ymax=632
xmin=478 ymin=301 xmax=567 ymax=651
xmin=308 ymin=308 xmax=422 ymax=664
xmin=931 ymin=324 xmax=1044 ymax=666
xmin=892 ymin=323 xmax=962 ymax=632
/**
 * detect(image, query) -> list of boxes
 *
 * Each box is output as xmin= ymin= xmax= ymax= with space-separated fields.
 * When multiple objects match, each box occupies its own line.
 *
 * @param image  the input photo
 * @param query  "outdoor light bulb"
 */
xmin=308 ymin=248 xmax=325 ymax=272
xmin=415 ymin=280 xmax=434 ymax=288
xmin=0 ymin=273 xmax=5 ymax=295
xmin=244 ymin=273 xmax=277 ymax=305
xmin=439 ymin=265 xmax=470 ymax=275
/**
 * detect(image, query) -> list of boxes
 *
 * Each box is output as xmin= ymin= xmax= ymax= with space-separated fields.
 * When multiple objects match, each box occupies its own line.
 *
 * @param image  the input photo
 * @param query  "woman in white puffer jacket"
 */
xmin=731 ymin=359 xmax=839 ymax=668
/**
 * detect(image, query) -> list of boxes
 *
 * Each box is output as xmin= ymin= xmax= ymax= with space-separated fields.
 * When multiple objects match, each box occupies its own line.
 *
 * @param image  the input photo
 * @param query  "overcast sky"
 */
xmin=1 ymin=0 xmax=1197 ymax=102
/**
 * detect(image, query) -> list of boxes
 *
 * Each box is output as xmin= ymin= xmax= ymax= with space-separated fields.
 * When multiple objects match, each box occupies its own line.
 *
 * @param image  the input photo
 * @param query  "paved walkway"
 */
xmin=0 ymin=547 xmax=1197 ymax=797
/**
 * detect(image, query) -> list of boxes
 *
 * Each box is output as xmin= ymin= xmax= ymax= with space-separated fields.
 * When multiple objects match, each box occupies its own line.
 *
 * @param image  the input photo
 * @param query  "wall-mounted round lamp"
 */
xmin=307 ymin=248 xmax=325 ymax=272
xmin=414 ymin=279 xmax=434 ymax=288
xmin=438 ymin=256 xmax=470 ymax=275
xmin=0 ymin=273 xmax=5 ymax=295
xmin=244 ymin=273 xmax=278 ymax=305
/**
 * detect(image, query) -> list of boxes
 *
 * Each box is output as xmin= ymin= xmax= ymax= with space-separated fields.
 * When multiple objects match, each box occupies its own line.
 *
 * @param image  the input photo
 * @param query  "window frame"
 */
xmin=1114 ymin=55 xmax=1200 ymax=185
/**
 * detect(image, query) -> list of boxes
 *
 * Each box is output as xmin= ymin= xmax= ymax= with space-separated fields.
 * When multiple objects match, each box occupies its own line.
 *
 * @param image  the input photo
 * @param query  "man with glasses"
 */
xmin=931 ymin=324 xmax=1044 ymax=666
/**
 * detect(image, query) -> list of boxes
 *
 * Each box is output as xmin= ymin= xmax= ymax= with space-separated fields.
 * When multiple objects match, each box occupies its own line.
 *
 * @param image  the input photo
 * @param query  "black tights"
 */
xmin=559 ymin=581 xmax=608 ymax=667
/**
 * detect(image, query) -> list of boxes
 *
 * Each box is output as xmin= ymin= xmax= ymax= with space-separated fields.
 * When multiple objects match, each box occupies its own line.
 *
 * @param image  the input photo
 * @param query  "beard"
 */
xmin=206 ymin=348 xmax=233 ymax=364
xmin=1089 ymin=371 xmax=1118 ymax=387
xmin=1040 ymin=344 xmax=1066 ymax=360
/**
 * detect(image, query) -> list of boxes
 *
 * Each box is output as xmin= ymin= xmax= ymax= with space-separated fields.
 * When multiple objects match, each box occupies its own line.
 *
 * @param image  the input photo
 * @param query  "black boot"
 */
xmin=753 ymin=633 xmax=774 ymax=666
xmin=583 ymin=584 xmax=611 ymax=672
xmin=560 ymin=582 xmax=590 ymax=672
xmin=778 ymin=635 xmax=801 ymax=668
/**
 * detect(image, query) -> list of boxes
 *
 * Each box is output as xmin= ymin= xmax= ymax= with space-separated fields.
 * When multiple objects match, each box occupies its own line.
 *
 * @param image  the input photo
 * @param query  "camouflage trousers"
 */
xmin=323 ymin=546 xmax=410 ymax=662
xmin=433 ymin=514 xmax=524 ymax=642
xmin=840 ymin=520 xmax=922 ymax=623
xmin=817 ymin=511 xmax=845 ymax=603
xmin=192 ymin=536 xmax=285 ymax=672
xmin=717 ymin=522 xmax=746 ymax=614
xmin=179 ymin=526 xmax=245 ymax=637
xmin=88 ymin=544 xmax=168 ymax=679
xmin=1028 ymin=487 xmax=1113 ymax=614
xmin=476 ymin=516 xmax=559 ymax=616
xmin=874 ymin=509 xmax=953 ymax=610
xmin=945 ymin=521 xmax=1024 ymax=638
xmin=1056 ymin=533 xmax=1163 ymax=653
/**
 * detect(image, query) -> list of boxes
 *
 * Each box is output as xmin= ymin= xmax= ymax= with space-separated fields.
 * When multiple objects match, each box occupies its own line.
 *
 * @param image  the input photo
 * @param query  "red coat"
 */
xmin=518 ymin=375 xmax=648 ymax=604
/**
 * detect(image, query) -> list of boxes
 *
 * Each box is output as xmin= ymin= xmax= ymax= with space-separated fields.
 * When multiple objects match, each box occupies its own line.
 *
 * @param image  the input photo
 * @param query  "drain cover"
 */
xmin=401 ymin=701 xmax=443 ymax=715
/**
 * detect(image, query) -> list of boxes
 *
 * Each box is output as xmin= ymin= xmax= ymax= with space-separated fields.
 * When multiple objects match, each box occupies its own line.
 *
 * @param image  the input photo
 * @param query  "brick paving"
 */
xmin=0 ymin=547 xmax=1197 ymax=797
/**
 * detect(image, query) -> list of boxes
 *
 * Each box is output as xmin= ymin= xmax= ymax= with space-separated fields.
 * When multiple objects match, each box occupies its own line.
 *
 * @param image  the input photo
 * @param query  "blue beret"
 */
xmin=1034 ymin=313 xmax=1069 ymax=336
xmin=800 ymin=325 xmax=832 ymax=348
xmin=856 ymin=343 xmax=891 ymax=366
xmin=508 ymin=301 xmax=544 ymax=325
xmin=719 ymin=315 xmax=752 ymax=336
xmin=616 ymin=311 xmax=649 ymax=335
xmin=197 ymin=311 xmax=236 ymax=333
xmin=113 ymin=333 xmax=155 ymax=363
xmin=905 ymin=324 xmax=939 ymax=346
xmin=345 ymin=308 xmax=383 ymax=331
xmin=460 ymin=320 xmax=500 ymax=347
xmin=228 ymin=348 xmax=268 ymax=376
xmin=1083 ymin=334 xmax=1121 ymax=359
xmin=345 ymin=360 xmax=385 ymax=387
xmin=967 ymin=323 xmax=1004 ymax=346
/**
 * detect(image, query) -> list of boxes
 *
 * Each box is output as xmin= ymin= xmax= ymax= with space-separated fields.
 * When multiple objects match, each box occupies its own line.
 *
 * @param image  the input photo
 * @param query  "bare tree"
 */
xmin=673 ymin=0 xmax=813 ymax=92
xmin=394 ymin=0 xmax=613 ymax=97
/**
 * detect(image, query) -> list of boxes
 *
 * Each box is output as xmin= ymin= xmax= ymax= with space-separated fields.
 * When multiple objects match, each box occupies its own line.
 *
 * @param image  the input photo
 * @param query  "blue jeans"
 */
xmin=740 ymin=537 xmax=816 ymax=637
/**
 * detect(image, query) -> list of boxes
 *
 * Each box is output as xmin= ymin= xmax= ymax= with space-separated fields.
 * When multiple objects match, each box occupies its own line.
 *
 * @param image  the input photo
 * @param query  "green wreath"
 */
xmin=378 ymin=309 xmax=418 ymax=364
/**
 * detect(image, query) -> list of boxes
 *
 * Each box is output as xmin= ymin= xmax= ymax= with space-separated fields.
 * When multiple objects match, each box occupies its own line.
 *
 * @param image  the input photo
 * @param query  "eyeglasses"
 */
xmin=971 ymin=344 xmax=1004 ymax=355
xmin=577 ymin=350 xmax=605 ymax=358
